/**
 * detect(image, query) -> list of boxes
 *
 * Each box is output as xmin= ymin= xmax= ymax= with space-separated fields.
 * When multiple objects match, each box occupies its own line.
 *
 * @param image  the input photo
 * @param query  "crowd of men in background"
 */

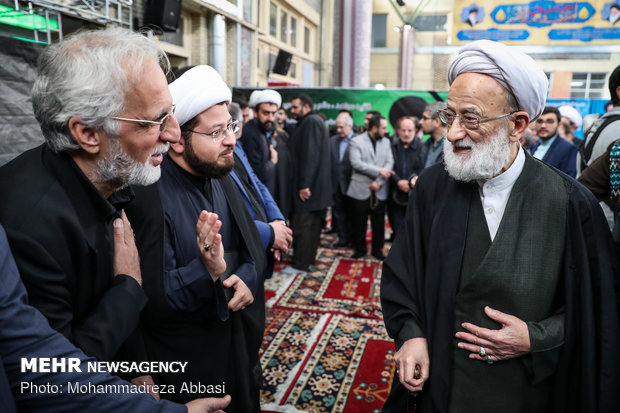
xmin=235 ymin=95 xmax=449 ymax=267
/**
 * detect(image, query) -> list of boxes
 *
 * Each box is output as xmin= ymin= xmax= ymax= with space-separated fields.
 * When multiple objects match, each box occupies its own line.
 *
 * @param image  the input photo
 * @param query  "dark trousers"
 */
xmin=290 ymin=210 xmax=325 ymax=271
xmin=387 ymin=201 xmax=406 ymax=239
xmin=331 ymin=189 xmax=351 ymax=243
xmin=350 ymin=197 xmax=385 ymax=255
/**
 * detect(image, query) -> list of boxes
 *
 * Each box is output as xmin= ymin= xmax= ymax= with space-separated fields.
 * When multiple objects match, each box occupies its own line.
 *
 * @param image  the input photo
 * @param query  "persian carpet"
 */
xmin=260 ymin=233 xmax=396 ymax=412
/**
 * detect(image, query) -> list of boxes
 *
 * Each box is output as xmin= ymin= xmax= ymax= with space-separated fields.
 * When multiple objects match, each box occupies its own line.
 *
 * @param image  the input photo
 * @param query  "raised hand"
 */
xmin=113 ymin=210 xmax=142 ymax=285
xmin=196 ymin=210 xmax=226 ymax=280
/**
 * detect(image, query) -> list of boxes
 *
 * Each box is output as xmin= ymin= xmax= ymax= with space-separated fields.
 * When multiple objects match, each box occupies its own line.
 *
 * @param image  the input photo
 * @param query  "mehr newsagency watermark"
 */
xmin=19 ymin=357 xmax=225 ymax=395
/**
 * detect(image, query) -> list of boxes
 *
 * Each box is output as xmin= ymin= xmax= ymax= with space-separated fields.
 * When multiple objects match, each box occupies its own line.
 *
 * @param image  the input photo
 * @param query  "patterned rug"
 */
xmin=260 ymin=234 xmax=396 ymax=412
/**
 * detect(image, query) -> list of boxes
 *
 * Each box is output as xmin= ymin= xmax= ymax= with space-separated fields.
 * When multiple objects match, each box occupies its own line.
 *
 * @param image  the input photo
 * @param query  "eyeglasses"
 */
xmin=111 ymin=104 xmax=176 ymax=132
xmin=187 ymin=120 xmax=240 ymax=143
xmin=535 ymin=118 xmax=557 ymax=125
xmin=438 ymin=109 xmax=515 ymax=130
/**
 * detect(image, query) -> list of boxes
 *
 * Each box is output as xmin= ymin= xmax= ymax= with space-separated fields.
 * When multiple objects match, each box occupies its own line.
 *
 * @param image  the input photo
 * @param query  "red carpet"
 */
xmin=260 ymin=233 xmax=396 ymax=412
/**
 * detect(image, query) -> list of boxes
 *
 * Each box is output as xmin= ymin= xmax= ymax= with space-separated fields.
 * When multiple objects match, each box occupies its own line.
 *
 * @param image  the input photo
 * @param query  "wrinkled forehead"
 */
xmin=447 ymin=72 xmax=508 ymax=111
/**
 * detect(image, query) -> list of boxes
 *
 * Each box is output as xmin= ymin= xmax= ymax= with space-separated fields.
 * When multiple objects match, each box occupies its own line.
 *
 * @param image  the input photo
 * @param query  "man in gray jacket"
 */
xmin=346 ymin=114 xmax=394 ymax=260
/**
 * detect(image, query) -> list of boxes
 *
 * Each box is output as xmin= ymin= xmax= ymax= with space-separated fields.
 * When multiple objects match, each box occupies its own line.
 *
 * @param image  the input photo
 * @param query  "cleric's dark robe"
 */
xmin=125 ymin=157 xmax=265 ymax=411
xmin=274 ymin=129 xmax=294 ymax=220
xmin=447 ymin=168 xmax=566 ymax=412
xmin=380 ymin=154 xmax=620 ymax=412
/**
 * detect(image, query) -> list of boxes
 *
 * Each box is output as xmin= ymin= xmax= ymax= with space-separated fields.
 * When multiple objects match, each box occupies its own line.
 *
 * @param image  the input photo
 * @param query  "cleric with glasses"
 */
xmin=381 ymin=39 xmax=619 ymax=413
xmin=438 ymin=108 xmax=516 ymax=130
xmin=187 ymin=120 xmax=241 ymax=142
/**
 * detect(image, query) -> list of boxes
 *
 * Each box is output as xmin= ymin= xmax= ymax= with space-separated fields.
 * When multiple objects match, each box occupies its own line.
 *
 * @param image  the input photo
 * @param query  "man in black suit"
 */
xmin=330 ymin=112 xmax=355 ymax=247
xmin=388 ymin=116 xmax=425 ymax=239
xmin=289 ymin=94 xmax=332 ymax=271
xmin=0 ymin=28 xmax=180 ymax=392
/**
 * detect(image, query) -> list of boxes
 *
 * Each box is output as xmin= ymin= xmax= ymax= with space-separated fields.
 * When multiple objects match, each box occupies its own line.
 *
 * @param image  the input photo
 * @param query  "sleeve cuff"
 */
xmin=268 ymin=225 xmax=275 ymax=248
xmin=112 ymin=274 xmax=148 ymax=310
xmin=396 ymin=318 xmax=425 ymax=348
xmin=525 ymin=319 xmax=565 ymax=384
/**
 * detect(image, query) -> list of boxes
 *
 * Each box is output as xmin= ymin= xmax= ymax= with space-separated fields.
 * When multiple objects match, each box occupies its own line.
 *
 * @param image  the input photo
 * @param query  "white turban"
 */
xmin=169 ymin=65 xmax=232 ymax=126
xmin=448 ymin=40 xmax=548 ymax=121
xmin=248 ymin=89 xmax=282 ymax=109
xmin=559 ymin=105 xmax=583 ymax=129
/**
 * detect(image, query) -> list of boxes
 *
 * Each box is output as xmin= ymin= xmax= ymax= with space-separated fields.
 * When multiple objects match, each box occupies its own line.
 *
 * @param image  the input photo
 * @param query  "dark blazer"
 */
xmin=240 ymin=118 xmax=276 ymax=193
xmin=541 ymin=136 xmax=578 ymax=178
xmin=290 ymin=112 xmax=332 ymax=212
xmin=390 ymin=138 xmax=426 ymax=205
xmin=423 ymin=136 xmax=445 ymax=166
xmin=0 ymin=226 xmax=185 ymax=413
xmin=390 ymin=138 xmax=425 ymax=183
xmin=330 ymin=133 xmax=353 ymax=196
xmin=0 ymin=145 xmax=147 ymax=362
xmin=231 ymin=144 xmax=285 ymax=249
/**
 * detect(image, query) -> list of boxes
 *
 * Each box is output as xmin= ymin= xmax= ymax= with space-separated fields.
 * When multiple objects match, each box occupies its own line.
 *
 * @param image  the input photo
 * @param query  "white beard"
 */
xmin=95 ymin=137 xmax=169 ymax=188
xmin=443 ymin=124 xmax=512 ymax=182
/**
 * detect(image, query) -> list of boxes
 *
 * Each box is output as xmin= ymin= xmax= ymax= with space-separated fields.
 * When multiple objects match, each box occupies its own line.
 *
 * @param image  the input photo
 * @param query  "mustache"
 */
xmin=150 ymin=143 xmax=170 ymax=156
xmin=452 ymin=137 xmax=475 ymax=149
xmin=219 ymin=148 xmax=234 ymax=157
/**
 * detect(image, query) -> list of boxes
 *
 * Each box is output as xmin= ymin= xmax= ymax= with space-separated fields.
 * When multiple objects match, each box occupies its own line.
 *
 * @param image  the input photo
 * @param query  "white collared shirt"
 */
xmin=477 ymin=146 xmax=526 ymax=241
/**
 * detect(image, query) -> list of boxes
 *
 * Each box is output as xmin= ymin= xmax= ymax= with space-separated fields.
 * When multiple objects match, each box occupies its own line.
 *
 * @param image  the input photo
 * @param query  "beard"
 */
xmin=94 ymin=136 xmax=168 ymax=189
xmin=259 ymin=120 xmax=276 ymax=133
xmin=443 ymin=124 xmax=512 ymax=182
xmin=183 ymin=136 xmax=234 ymax=179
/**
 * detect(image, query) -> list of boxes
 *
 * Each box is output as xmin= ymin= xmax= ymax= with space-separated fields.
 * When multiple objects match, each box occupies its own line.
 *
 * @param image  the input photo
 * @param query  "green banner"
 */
xmin=233 ymin=87 xmax=447 ymax=135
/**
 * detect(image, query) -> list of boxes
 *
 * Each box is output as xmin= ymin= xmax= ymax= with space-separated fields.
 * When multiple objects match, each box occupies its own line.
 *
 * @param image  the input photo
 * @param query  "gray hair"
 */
xmin=229 ymin=102 xmax=242 ymax=122
xmin=336 ymin=112 xmax=353 ymax=127
xmin=32 ymin=27 xmax=170 ymax=153
xmin=425 ymin=101 xmax=448 ymax=119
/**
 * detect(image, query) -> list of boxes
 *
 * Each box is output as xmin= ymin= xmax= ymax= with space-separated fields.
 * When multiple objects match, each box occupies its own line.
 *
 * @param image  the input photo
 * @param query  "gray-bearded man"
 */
xmin=381 ymin=40 xmax=620 ymax=412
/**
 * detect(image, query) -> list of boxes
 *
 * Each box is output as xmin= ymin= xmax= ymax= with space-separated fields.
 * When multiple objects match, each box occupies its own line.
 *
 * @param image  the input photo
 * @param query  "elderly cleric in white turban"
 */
xmin=448 ymin=40 xmax=548 ymax=121
xmin=168 ymin=65 xmax=232 ymax=126
xmin=248 ymin=89 xmax=282 ymax=109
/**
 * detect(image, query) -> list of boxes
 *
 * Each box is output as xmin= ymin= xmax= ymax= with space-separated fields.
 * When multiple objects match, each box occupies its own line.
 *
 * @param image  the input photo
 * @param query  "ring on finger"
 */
xmin=487 ymin=355 xmax=493 ymax=365
xmin=478 ymin=346 xmax=486 ymax=357
xmin=203 ymin=243 xmax=211 ymax=251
